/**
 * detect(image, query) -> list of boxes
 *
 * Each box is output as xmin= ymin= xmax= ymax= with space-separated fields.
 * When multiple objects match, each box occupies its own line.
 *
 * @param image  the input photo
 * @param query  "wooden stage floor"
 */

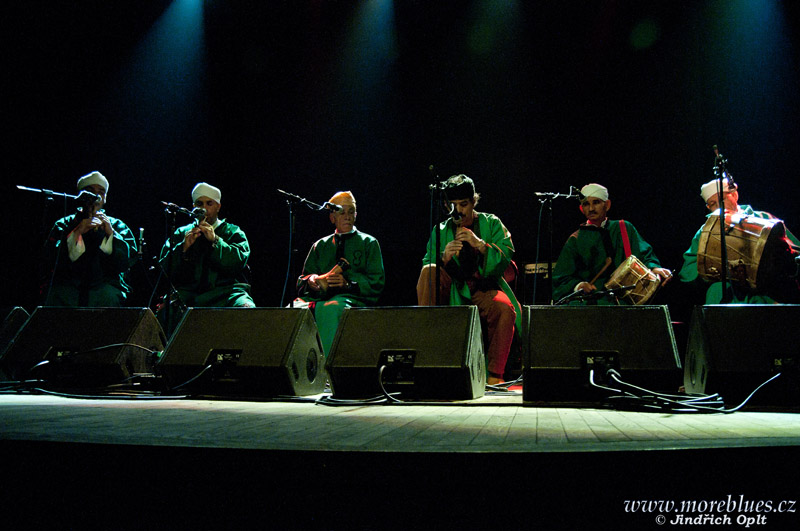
xmin=3 ymin=393 xmax=800 ymax=530
xmin=2 ymin=393 xmax=800 ymax=453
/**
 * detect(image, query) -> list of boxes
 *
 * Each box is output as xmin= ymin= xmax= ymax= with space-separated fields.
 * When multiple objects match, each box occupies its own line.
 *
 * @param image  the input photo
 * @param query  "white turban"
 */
xmin=700 ymin=178 xmax=736 ymax=202
xmin=76 ymin=171 xmax=109 ymax=193
xmin=580 ymin=183 xmax=609 ymax=201
xmin=192 ymin=182 xmax=221 ymax=203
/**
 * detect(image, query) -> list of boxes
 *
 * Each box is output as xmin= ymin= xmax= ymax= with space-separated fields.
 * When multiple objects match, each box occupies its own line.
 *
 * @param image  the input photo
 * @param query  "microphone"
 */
xmin=191 ymin=207 xmax=207 ymax=221
xmin=323 ymin=202 xmax=343 ymax=213
xmin=161 ymin=201 xmax=195 ymax=217
xmin=138 ymin=228 xmax=144 ymax=258
xmin=533 ymin=187 xmax=582 ymax=199
xmin=429 ymin=164 xmax=440 ymax=184
xmin=712 ymin=144 xmax=735 ymax=187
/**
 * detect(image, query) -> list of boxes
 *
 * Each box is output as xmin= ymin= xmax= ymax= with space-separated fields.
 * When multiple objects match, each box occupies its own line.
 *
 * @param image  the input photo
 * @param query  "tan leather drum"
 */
xmin=697 ymin=213 xmax=788 ymax=290
xmin=605 ymin=255 xmax=660 ymax=305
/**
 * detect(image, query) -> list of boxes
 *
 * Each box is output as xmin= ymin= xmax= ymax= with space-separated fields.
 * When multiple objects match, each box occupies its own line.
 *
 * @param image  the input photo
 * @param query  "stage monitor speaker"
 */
xmin=522 ymin=305 xmax=682 ymax=404
xmin=0 ymin=307 xmax=30 ymax=380
xmin=326 ymin=306 xmax=485 ymax=400
xmin=684 ymin=304 xmax=800 ymax=408
xmin=0 ymin=307 xmax=30 ymax=353
xmin=157 ymin=307 xmax=326 ymax=397
xmin=0 ymin=307 xmax=165 ymax=386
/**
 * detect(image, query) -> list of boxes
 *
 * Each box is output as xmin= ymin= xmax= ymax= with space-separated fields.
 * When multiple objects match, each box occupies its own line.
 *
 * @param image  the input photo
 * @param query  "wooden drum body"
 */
xmin=697 ymin=213 xmax=787 ymax=290
xmin=605 ymin=255 xmax=660 ymax=305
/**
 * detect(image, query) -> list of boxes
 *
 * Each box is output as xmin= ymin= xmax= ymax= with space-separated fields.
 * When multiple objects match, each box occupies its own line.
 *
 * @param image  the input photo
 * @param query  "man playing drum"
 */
xmin=552 ymin=183 xmax=672 ymax=305
xmin=679 ymin=178 xmax=800 ymax=303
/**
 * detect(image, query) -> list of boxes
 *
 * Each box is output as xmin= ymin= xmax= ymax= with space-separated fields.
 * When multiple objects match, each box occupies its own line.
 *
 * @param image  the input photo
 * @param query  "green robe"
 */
xmin=679 ymin=205 xmax=800 ymax=304
xmin=42 ymin=212 xmax=137 ymax=307
xmin=297 ymin=228 xmax=385 ymax=355
xmin=159 ymin=219 xmax=254 ymax=332
xmin=552 ymin=219 xmax=662 ymax=305
xmin=422 ymin=212 xmax=522 ymax=335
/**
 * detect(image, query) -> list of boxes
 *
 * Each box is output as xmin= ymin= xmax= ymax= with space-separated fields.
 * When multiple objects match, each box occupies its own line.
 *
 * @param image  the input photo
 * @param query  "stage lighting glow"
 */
xmin=468 ymin=0 xmax=520 ymax=56
xmin=630 ymin=19 xmax=660 ymax=50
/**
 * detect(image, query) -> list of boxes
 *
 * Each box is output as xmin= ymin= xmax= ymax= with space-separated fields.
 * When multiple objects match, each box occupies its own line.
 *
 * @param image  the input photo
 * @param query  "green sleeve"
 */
xmin=347 ymin=236 xmax=385 ymax=304
xmin=296 ymin=239 xmax=331 ymax=296
xmin=678 ymin=228 xmax=703 ymax=283
xmin=45 ymin=216 xmax=73 ymax=267
xmin=422 ymin=221 xmax=453 ymax=267
xmin=479 ymin=214 xmax=514 ymax=280
xmin=551 ymin=235 xmax=581 ymax=301
xmin=158 ymin=226 xmax=189 ymax=276
xmin=625 ymin=221 xmax=661 ymax=269
xmin=211 ymin=224 xmax=250 ymax=273
xmin=106 ymin=218 xmax=137 ymax=272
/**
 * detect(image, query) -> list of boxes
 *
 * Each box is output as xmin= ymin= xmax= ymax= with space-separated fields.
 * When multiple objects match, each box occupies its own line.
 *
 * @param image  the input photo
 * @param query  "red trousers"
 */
xmin=416 ymin=265 xmax=516 ymax=376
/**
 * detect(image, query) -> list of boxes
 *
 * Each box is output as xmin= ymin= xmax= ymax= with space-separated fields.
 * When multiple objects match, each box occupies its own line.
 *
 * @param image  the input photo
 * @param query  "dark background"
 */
xmin=5 ymin=0 xmax=800 ymax=325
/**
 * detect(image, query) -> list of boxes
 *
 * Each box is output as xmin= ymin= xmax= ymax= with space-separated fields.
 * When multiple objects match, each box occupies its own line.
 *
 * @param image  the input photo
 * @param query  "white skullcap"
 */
xmin=700 ymin=178 xmax=736 ymax=202
xmin=76 ymin=171 xmax=109 ymax=193
xmin=192 ymin=182 xmax=221 ymax=203
xmin=580 ymin=183 xmax=609 ymax=201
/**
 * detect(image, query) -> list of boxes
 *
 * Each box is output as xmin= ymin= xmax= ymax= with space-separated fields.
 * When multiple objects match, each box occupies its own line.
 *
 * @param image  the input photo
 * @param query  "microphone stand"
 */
xmin=17 ymin=185 xmax=82 ymax=203
xmin=17 ymin=185 xmax=82 ymax=235
xmin=276 ymin=189 xmax=326 ymax=308
xmin=132 ymin=226 xmax=156 ymax=308
xmin=426 ymin=167 xmax=448 ymax=306
xmin=156 ymin=205 xmax=192 ymax=336
xmin=712 ymin=146 xmax=733 ymax=304
xmin=554 ymin=284 xmax=636 ymax=306
xmin=532 ymin=188 xmax=579 ymax=304
xmin=154 ymin=203 xmax=209 ymax=332
xmin=17 ymin=185 xmax=98 ymax=305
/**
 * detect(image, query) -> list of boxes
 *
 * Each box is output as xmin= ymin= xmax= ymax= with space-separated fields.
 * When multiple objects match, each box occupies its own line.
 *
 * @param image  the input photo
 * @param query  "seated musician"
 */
xmin=42 ymin=171 xmax=137 ymax=307
xmin=415 ymin=174 xmax=521 ymax=385
xmin=552 ymin=183 xmax=672 ymax=305
xmin=158 ymin=182 xmax=255 ymax=335
xmin=678 ymin=178 xmax=800 ymax=303
xmin=295 ymin=191 xmax=385 ymax=356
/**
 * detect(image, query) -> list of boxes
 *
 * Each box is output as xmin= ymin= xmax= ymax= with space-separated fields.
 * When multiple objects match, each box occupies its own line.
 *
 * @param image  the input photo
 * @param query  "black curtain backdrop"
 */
xmin=5 ymin=1 xmax=800 ymax=325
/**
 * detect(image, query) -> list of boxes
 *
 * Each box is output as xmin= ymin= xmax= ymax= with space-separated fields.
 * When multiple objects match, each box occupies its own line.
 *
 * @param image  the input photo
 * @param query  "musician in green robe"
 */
xmin=416 ymin=174 xmax=521 ymax=385
xmin=679 ymin=178 xmax=800 ymax=304
xmin=158 ymin=182 xmax=254 ymax=335
xmin=42 ymin=171 xmax=137 ymax=307
xmin=552 ymin=183 xmax=672 ymax=305
xmin=295 ymin=191 xmax=385 ymax=356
